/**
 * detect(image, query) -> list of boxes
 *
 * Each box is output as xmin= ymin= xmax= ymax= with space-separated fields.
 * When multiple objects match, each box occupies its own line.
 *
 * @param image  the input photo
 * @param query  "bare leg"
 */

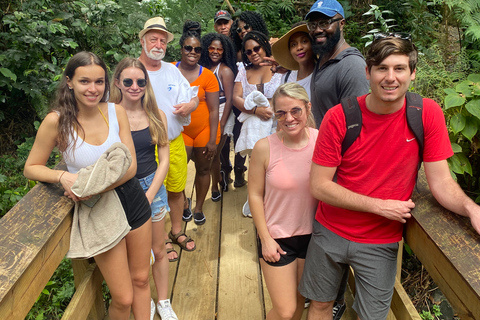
xmin=307 ymin=300 xmax=334 ymax=320
xmin=152 ymin=217 xmax=169 ymax=300
xmin=126 ymin=219 xmax=152 ymax=320
xmin=168 ymin=190 xmax=195 ymax=250
xmin=261 ymin=258 xmax=305 ymax=320
xmin=192 ymin=146 xmax=214 ymax=213
xmin=94 ymin=239 xmax=132 ymax=320
xmin=211 ymin=135 xmax=227 ymax=193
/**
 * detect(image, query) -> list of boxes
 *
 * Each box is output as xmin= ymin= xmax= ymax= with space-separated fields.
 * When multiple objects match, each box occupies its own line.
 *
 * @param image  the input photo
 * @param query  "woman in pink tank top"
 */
xmin=249 ymin=83 xmax=318 ymax=319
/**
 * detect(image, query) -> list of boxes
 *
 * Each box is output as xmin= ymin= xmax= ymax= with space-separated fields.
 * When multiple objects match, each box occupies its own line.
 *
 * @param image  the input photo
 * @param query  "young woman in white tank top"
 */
xmin=24 ymin=52 xmax=153 ymax=320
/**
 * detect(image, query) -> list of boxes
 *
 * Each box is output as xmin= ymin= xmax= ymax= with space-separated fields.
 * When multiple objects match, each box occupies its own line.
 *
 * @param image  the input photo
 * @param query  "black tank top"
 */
xmin=131 ymin=127 xmax=157 ymax=179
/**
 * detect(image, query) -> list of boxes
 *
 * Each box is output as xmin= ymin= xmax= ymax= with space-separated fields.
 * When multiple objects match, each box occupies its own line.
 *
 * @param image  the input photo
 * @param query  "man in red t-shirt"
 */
xmin=299 ymin=33 xmax=480 ymax=320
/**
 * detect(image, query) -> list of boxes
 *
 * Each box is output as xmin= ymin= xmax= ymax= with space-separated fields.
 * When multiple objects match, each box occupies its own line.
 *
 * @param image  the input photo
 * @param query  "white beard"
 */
xmin=143 ymin=43 xmax=165 ymax=61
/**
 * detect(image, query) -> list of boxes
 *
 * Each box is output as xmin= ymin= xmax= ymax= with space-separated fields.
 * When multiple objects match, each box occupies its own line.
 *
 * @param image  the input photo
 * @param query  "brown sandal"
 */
xmin=165 ymin=239 xmax=179 ymax=262
xmin=168 ymin=230 xmax=196 ymax=252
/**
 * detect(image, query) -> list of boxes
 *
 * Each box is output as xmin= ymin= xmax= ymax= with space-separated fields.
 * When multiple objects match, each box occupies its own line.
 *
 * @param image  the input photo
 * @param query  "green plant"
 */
xmin=419 ymin=304 xmax=443 ymax=320
xmin=443 ymin=73 xmax=480 ymax=201
xmin=361 ymin=4 xmax=397 ymax=46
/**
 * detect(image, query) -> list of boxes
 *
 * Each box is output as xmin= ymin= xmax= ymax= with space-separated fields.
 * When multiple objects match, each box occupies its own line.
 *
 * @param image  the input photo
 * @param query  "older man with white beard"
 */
xmin=138 ymin=17 xmax=199 ymax=263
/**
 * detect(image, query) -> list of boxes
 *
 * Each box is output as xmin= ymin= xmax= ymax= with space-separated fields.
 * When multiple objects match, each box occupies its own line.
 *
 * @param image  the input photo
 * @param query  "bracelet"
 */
xmin=253 ymin=106 xmax=257 ymax=114
xmin=59 ymin=171 xmax=66 ymax=183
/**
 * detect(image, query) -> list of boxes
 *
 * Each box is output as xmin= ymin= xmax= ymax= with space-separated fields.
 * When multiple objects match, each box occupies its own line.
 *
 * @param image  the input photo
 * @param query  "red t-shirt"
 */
xmin=313 ymin=94 xmax=453 ymax=244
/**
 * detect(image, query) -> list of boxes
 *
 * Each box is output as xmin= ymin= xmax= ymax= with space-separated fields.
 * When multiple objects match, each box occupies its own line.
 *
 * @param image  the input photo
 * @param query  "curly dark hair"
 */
xmin=199 ymin=33 xmax=237 ymax=76
xmin=179 ymin=20 xmax=202 ymax=47
xmin=231 ymin=11 xmax=269 ymax=52
xmin=241 ymin=31 xmax=272 ymax=69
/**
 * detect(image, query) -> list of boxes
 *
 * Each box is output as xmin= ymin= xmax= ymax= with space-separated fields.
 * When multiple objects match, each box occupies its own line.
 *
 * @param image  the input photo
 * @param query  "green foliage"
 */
xmin=419 ymin=304 xmax=443 ymax=320
xmin=25 ymin=259 xmax=75 ymax=320
xmin=443 ymin=73 xmax=480 ymax=198
xmin=256 ymin=0 xmax=299 ymax=37
xmin=361 ymin=4 xmax=397 ymax=46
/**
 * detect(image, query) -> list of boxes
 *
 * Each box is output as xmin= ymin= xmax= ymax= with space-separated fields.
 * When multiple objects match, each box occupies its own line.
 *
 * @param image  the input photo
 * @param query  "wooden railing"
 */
xmin=0 ymin=168 xmax=479 ymax=320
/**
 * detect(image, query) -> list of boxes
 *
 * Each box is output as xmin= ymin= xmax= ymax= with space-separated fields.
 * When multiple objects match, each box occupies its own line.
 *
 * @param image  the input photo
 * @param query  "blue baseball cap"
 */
xmin=305 ymin=0 xmax=344 ymax=20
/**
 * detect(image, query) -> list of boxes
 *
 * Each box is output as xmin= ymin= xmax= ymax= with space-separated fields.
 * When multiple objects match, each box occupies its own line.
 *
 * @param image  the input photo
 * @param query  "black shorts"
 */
xmin=115 ymin=177 xmax=151 ymax=230
xmin=257 ymin=234 xmax=311 ymax=267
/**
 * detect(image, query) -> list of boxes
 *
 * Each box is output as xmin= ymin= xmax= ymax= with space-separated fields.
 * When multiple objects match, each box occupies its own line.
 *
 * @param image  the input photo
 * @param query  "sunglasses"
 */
xmin=183 ymin=45 xmax=202 ymax=54
xmin=236 ymin=24 xmax=251 ymax=34
xmin=306 ymin=17 xmax=343 ymax=32
xmin=208 ymin=46 xmax=224 ymax=54
xmin=245 ymin=45 xmax=262 ymax=56
xmin=274 ymin=107 xmax=304 ymax=121
xmin=123 ymin=78 xmax=147 ymax=88
xmin=373 ymin=32 xmax=412 ymax=41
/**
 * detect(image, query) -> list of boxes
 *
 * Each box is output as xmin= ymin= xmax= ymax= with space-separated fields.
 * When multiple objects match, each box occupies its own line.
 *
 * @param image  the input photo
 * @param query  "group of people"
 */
xmin=24 ymin=0 xmax=480 ymax=320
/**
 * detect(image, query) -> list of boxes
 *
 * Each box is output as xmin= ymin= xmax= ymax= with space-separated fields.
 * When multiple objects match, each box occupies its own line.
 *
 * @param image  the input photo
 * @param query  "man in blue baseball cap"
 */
xmin=305 ymin=0 xmax=369 ymax=126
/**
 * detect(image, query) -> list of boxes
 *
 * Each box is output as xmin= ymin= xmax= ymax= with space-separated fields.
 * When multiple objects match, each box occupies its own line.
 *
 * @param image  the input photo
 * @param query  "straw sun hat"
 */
xmin=272 ymin=24 xmax=310 ymax=71
xmin=138 ymin=17 xmax=175 ymax=43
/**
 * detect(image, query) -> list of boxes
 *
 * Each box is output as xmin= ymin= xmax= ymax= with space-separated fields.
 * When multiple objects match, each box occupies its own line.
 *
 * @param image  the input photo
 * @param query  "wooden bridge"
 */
xmin=1 ymin=161 xmax=479 ymax=319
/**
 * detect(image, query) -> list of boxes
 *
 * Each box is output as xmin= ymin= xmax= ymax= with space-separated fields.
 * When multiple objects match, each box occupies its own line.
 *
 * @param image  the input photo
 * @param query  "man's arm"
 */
xmin=424 ymin=160 xmax=480 ymax=234
xmin=173 ymin=95 xmax=199 ymax=117
xmin=310 ymin=163 xmax=415 ymax=223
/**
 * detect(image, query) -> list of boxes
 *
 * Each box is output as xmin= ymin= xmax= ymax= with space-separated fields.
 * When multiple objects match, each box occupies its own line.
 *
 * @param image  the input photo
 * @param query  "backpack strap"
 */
xmin=405 ymin=92 xmax=424 ymax=171
xmin=340 ymin=96 xmax=362 ymax=156
xmin=284 ymin=70 xmax=292 ymax=83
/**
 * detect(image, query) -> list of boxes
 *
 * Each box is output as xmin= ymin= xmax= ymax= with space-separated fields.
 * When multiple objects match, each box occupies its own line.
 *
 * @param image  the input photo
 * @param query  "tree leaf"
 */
xmin=456 ymin=153 xmax=473 ymax=176
xmin=447 ymin=154 xmax=464 ymax=174
xmin=467 ymin=73 xmax=480 ymax=83
xmin=0 ymin=68 xmax=17 ymax=81
xmin=444 ymin=94 xmax=465 ymax=109
xmin=465 ymin=98 xmax=480 ymax=120
xmin=451 ymin=143 xmax=462 ymax=153
xmin=461 ymin=116 xmax=478 ymax=141
xmin=450 ymin=113 xmax=466 ymax=134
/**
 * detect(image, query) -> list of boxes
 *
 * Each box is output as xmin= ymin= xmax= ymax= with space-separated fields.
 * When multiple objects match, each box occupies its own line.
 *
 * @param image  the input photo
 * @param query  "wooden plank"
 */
xmin=0 ymin=180 xmax=73 ymax=320
xmin=63 ymin=263 xmax=104 ymax=320
xmin=169 ymin=162 xmax=222 ymax=319
xmin=71 ymin=260 xmax=105 ymax=320
xmin=408 ymin=169 xmax=480 ymax=320
xmin=217 ymin=184 xmax=265 ymax=319
xmin=391 ymin=279 xmax=421 ymax=320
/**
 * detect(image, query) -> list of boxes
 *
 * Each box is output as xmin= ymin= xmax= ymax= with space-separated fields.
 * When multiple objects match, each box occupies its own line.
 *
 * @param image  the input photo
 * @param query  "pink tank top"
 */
xmin=264 ymin=127 xmax=318 ymax=239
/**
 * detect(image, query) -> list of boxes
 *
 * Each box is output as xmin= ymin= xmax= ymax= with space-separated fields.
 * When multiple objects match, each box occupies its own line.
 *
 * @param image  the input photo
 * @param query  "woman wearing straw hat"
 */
xmin=271 ymin=22 xmax=316 ymax=99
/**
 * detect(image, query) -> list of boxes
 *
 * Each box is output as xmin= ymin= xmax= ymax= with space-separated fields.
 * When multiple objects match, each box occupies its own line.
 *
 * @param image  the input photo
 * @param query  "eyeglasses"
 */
xmin=208 ymin=46 xmax=224 ymax=54
xmin=183 ymin=45 xmax=202 ymax=54
xmin=274 ymin=107 xmax=304 ymax=121
xmin=373 ymin=32 xmax=412 ymax=41
xmin=306 ymin=17 xmax=343 ymax=31
xmin=236 ymin=24 xmax=251 ymax=34
xmin=245 ymin=45 xmax=262 ymax=56
xmin=123 ymin=78 xmax=147 ymax=88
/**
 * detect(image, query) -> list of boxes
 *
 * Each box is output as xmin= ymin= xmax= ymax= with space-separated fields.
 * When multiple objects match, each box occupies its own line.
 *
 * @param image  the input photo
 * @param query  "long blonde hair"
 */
xmin=110 ymin=57 xmax=168 ymax=146
xmin=272 ymin=82 xmax=316 ymax=128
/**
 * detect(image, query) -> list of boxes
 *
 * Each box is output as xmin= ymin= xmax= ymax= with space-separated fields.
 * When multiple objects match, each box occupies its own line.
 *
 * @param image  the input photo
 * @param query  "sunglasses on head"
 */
xmin=183 ymin=45 xmax=202 ymax=54
xmin=208 ymin=46 xmax=224 ymax=54
xmin=245 ymin=45 xmax=262 ymax=56
xmin=373 ymin=32 xmax=412 ymax=42
xmin=236 ymin=24 xmax=250 ymax=34
xmin=123 ymin=78 xmax=147 ymax=88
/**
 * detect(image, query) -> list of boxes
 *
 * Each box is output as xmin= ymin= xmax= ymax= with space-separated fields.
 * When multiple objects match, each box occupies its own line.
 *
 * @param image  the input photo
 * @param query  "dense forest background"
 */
xmin=1 ymin=0 xmax=480 ymax=318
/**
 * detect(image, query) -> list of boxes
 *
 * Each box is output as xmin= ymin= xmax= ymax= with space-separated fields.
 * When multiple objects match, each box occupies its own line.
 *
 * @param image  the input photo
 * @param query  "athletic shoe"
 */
xmin=150 ymin=248 xmax=155 ymax=266
xmin=194 ymin=211 xmax=206 ymax=225
xmin=150 ymin=299 xmax=156 ymax=320
xmin=304 ymin=298 xmax=310 ymax=308
xmin=211 ymin=191 xmax=221 ymax=202
xmin=332 ymin=302 xmax=346 ymax=320
xmin=182 ymin=198 xmax=192 ymax=222
xmin=219 ymin=170 xmax=229 ymax=192
xmin=242 ymin=200 xmax=252 ymax=218
xmin=157 ymin=299 xmax=178 ymax=320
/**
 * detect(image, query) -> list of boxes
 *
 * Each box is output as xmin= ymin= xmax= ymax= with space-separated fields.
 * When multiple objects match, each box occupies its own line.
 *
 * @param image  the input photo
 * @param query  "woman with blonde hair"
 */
xmin=110 ymin=57 xmax=177 ymax=320
xmin=249 ymin=82 xmax=317 ymax=319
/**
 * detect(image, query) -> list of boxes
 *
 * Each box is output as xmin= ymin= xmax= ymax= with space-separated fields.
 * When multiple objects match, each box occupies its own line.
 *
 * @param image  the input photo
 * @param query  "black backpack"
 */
xmin=340 ymin=92 xmax=424 ymax=172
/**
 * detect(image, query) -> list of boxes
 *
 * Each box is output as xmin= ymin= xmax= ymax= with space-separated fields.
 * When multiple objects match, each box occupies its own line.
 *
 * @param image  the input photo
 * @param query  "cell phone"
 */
xmin=81 ymin=194 xmax=101 ymax=208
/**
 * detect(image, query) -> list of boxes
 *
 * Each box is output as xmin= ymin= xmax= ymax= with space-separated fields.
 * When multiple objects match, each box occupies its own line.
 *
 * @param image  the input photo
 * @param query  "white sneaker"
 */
xmin=157 ymin=299 xmax=178 ymax=320
xmin=242 ymin=200 xmax=252 ymax=218
xmin=150 ymin=248 xmax=155 ymax=265
xmin=150 ymin=299 xmax=156 ymax=320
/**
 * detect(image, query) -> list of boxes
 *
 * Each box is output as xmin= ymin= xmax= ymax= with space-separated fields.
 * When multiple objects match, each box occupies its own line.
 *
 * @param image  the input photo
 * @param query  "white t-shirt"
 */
xmin=147 ymin=61 xmax=194 ymax=140
xmin=280 ymin=70 xmax=312 ymax=100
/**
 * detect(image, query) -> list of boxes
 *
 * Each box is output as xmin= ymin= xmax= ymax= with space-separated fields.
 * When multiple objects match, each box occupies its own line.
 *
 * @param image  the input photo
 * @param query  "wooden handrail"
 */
xmin=0 ymin=176 xmax=104 ymax=320
xmin=408 ymin=168 xmax=480 ymax=320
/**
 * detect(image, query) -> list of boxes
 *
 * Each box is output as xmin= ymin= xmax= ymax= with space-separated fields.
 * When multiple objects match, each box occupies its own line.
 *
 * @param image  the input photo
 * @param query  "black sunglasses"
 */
xmin=245 ymin=45 xmax=262 ymax=56
xmin=373 ymin=32 xmax=412 ymax=42
xmin=236 ymin=24 xmax=251 ymax=34
xmin=123 ymin=78 xmax=147 ymax=88
xmin=306 ymin=17 xmax=343 ymax=31
xmin=183 ymin=45 xmax=202 ymax=54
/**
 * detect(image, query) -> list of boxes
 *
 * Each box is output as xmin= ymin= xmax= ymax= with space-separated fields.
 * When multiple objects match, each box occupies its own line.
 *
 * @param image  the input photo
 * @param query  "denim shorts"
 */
xmin=138 ymin=171 xmax=170 ymax=222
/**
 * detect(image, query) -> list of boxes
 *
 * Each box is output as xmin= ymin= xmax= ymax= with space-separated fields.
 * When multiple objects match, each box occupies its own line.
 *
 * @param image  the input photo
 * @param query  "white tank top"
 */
xmin=63 ymin=103 xmax=121 ymax=173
